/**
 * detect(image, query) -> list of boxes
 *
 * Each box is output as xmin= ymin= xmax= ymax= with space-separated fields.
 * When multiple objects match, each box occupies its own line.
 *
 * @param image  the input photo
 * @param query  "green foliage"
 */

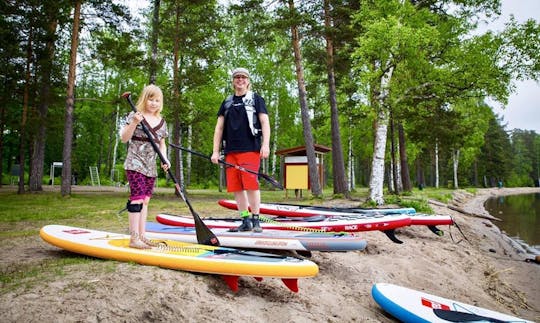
xmin=506 ymin=173 xmax=534 ymax=187
xmin=398 ymin=199 xmax=431 ymax=214
xmin=476 ymin=114 xmax=513 ymax=186
xmin=2 ymin=0 xmax=539 ymax=198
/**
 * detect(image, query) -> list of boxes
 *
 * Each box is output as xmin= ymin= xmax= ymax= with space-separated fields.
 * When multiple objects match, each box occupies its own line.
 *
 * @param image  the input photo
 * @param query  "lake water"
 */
xmin=484 ymin=193 xmax=540 ymax=253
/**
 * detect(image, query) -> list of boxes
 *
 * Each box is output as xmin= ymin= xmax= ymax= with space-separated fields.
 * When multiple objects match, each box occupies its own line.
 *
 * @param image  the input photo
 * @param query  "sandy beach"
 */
xmin=1 ymin=187 xmax=539 ymax=322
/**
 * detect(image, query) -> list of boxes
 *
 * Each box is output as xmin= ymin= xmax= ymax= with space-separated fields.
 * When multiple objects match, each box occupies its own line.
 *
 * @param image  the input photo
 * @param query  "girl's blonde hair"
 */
xmin=135 ymin=84 xmax=163 ymax=116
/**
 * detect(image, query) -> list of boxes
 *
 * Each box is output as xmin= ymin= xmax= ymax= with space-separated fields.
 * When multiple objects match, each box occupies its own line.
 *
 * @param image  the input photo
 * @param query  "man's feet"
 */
xmin=252 ymin=215 xmax=262 ymax=233
xmin=229 ymin=216 xmax=252 ymax=232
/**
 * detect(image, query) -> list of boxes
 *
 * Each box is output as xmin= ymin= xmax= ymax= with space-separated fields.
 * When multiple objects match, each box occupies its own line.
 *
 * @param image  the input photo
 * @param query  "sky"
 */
xmin=123 ymin=0 xmax=539 ymax=133
xmin=479 ymin=0 xmax=540 ymax=133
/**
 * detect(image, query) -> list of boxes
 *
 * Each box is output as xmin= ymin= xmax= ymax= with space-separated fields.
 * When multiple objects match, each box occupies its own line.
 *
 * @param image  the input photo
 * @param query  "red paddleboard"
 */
xmin=155 ymin=213 xmax=412 ymax=244
xmin=218 ymin=199 xmax=453 ymax=230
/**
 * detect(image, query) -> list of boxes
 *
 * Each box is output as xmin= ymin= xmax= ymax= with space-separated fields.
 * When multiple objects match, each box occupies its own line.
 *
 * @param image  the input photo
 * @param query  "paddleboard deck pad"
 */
xmin=40 ymin=224 xmax=319 ymax=292
xmin=146 ymin=222 xmax=367 ymax=252
xmin=371 ymin=283 xmax=533 ymax=323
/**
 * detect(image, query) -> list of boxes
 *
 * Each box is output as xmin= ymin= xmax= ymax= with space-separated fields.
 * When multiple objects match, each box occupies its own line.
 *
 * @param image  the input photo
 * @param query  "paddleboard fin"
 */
xmin=295 ymin=250 xmax=312 ymax=258
xmin=428 ymin=225 xmax=444 ymax=236
xmin=281 ymin=278 xmax=299 ymax=292
xmin=433 ymin=308 xmax=507 ymax=323
xmin=382 ymin=229 xmax=403 ymax=244
xmin=222 ymin=275 xmax=239 ymax=292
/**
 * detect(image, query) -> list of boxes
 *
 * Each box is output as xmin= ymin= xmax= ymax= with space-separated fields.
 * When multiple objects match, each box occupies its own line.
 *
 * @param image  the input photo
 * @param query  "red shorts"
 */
xmin=225 ymin=152 xmax=260 ymax=192
xmin=126 ymin=170 xmax=155 ymax=201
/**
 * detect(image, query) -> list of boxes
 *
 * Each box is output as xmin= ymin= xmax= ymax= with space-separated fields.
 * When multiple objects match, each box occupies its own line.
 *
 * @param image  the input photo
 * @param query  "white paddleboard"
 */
xmin=371 ymin=283 xmax=533 ymax=323
xmin=146 ymin=222 xmax=367 ymax=252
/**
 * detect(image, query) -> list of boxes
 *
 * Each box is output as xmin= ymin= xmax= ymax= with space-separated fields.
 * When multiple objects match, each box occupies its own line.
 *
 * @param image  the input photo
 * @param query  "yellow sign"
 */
xmin=285 ymin=165 xmax=309 ymax=189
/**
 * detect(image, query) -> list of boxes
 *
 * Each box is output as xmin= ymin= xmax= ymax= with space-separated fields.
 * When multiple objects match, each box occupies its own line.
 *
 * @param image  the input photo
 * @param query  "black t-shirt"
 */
xmin=217 ymin=92 xmax=267 ymax=154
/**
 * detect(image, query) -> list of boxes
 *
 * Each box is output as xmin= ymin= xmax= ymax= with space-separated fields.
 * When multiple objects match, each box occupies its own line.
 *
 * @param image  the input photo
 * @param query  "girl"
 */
xmin=121 ymin=84 xmax=170 ymax=249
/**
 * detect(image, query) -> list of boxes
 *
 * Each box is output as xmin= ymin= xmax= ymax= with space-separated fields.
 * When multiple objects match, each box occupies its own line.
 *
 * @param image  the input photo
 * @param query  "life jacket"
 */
xmin=223 ymin=91 xmax=261 ymax=137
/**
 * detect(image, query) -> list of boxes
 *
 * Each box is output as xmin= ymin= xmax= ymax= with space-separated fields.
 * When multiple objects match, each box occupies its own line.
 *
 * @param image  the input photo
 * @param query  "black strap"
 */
xmin=142 ymin=118 xmax=164 ymax=140
xmin=132 ymin=118 xmax=164 ymax=143
xmin=131 ymin=135 xmax=160 ymax=143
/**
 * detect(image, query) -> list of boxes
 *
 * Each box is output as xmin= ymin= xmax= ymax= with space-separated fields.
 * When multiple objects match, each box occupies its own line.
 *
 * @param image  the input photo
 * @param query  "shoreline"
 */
xmin=449 ymin=187 xmax=540 ymax=256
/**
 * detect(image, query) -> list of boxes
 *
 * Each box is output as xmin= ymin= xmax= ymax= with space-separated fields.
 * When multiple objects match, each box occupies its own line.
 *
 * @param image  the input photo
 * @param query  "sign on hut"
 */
xmin=275 ymin=144 xmax=331 ymax=198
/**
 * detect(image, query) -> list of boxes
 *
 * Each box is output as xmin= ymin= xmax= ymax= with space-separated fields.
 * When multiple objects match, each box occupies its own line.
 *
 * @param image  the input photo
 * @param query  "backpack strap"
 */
xmin=223 ymin=92 xmax=260 ymax=137
xmin=243 ymin=91 xmax=260 ymax=137
xmin=223 ymin=95 xmax=234 ymax=120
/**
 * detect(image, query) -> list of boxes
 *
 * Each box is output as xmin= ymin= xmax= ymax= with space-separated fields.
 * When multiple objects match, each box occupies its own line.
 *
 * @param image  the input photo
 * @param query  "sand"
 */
xmin=1 ymin=187 xmax=539 ymax=322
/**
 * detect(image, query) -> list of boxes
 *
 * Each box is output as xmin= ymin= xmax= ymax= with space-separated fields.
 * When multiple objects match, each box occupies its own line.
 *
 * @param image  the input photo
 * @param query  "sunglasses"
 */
xmin=233 ymin=75 xmax=248 ymax=79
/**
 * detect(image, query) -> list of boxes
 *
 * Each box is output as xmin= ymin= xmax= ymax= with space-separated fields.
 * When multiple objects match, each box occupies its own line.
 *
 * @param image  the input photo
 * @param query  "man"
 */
xmin=211 ymin=68 xmax=270 ymax=232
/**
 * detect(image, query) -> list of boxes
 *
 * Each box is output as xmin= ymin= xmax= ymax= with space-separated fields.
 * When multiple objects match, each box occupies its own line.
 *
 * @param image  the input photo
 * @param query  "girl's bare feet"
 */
xmin=140 ymin=237 xmax=158 ymax=247
xmin=129 ymin=239 xmax=151 ymax=249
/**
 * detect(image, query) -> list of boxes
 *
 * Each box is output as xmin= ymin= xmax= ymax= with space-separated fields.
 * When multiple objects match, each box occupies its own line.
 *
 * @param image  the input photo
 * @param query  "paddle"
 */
xmin=169 ymin=143 xmax=283 ymax=190
xmin=121 ymin=92 xmax=219 ymax=246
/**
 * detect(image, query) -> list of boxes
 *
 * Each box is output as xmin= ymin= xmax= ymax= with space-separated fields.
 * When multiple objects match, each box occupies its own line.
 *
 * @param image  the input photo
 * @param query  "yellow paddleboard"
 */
xmin=40 ymin=225 xmax=318 ymax=292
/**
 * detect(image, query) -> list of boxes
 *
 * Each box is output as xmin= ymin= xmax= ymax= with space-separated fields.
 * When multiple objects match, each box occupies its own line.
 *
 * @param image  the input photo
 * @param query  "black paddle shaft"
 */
xmin=169 ymin=143 xmax=283 ymax=190
xmin=121 ymin=92 xmax=219 ymax=246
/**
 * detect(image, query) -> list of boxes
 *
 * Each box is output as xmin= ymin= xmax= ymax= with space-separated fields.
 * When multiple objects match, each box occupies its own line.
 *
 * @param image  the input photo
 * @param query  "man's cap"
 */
xmin=232 ymin=67 xmax=250 ymax=78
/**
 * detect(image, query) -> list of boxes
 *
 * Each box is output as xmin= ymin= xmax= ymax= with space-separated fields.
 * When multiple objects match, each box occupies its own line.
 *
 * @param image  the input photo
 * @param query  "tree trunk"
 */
xmin=368 ymin=63 xmax=393 ymax=205
xmin=347 ymin=118 xmax=355 ymax=190
xmin=324 ymin=0 xmax=348 ymax=197
xmin=172 ymin=3 xmax=184 ymax=187
xmin=388 ymin=158 xmax=394 ymax=193
xmin=389 ymin=110 xmax=399 ymax=194
xmin=186 ymin=125 xmax=192 ymax=185
xmin=289 ymin=0 xmax=321 ymax=197
xmin=416 ymin=158 xmax=425 ymax=188
xmin=270 ymin=93 xmax=279 ymax=177
xmin=434 ymin=140 xmax=439 ymax=188
xmin=61 ymin=0 xmax=82 ymax=196
xmin=18 ymin=25 xmax=33 ymax=194
xmin=148 ymin=0 xmax=160 ymax=84
xmin=0 ymin=100 xmax=5 ymax=188
xmin=398 ymin=123 xmax=412 ymax=191
xmin=453 ymin=148 xmax=459 ymax=189
xmin=369 ymin=109 xmax=389 ymax=205
xmin=30 ymin=9 xmax=58 ymax=191
xmin=473 ymin=159 xmax=478 ymax=186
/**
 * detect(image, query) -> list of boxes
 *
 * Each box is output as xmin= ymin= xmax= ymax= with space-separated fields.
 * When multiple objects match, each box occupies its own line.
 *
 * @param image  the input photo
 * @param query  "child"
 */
xmin=120 ymin=84 xmax=170 ymax=249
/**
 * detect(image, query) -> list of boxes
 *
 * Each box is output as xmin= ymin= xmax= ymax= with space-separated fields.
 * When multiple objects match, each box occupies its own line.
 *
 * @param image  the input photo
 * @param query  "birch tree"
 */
xmin=350 ymin=1 xmax=411 ymax=204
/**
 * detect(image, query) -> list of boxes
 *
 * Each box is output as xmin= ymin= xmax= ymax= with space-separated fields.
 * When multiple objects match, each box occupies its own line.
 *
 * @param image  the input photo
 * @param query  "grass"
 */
xmin=0 ymin=256 xmax=117 ymax=294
